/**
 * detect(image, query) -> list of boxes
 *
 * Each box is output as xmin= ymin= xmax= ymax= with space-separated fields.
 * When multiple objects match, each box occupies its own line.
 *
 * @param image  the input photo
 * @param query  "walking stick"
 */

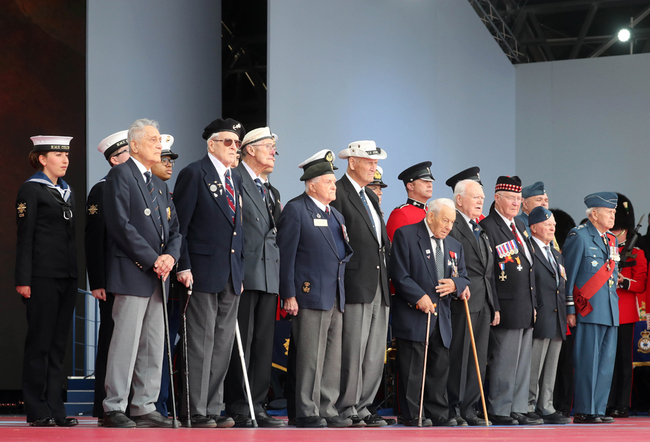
xmin=464 ymin=298 xmax=489 ymax=427
xmin=235 ymin=319 xmax=258 ymax=428
xmin=182 ymin=282 xmax=192 ymax=427
xmin=418 ymin=310 xmax=432 ymax=427
xmin=161 ymin=277 xmax=179 ymax=428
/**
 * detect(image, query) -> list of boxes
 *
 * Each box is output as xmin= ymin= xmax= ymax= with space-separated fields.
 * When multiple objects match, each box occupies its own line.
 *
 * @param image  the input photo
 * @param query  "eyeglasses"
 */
xmin=468 ymin=195 xmax=485 ymax=202
xmin=253 ymin=142 xmax=276 ymax=151
xmin=112 ymin=148 xmax=129 ymax=158
xmin=213 ymin=138 xmax=242 ymax=148
xmin=498 ymin=194 xmax=522 ymax=204
xmin=161 ymin=158 xmax=175 ymax=166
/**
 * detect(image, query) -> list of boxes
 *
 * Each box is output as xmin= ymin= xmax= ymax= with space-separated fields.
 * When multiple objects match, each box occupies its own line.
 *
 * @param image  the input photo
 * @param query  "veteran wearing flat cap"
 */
xmin=445 ymin=170 xmax=496 ymax=426
xmin=386 ymin=161 xmax=434 ymax=241
xmin=278 ymin=150 xmax=353 ymax=428
xmin=516 ymin=181 xmax=549 ymax=237
xmin=85 ymin=130 xmax=130 ymax=422
xmin=526 ymin=207 xmax=571 ymax=425
xmin=223 ymin=127 xmax=285 ymax=427
xmin=172 ymin=118 xmax=246 ymax=428
xmin=102 ymin=119 xmax=181 ymax=428
xmin=329 ymin=140 xmax=391 ymax=427
xmin=563 ymin=192 xmax=619 ymax=424
xmin=480 ymin=176 xmax=541 ymax=426
xmin=390 ymin=198 xmax=470 ymax=426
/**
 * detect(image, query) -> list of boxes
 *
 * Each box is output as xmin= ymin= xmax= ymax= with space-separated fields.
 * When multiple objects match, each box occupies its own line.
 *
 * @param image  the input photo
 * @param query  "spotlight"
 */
xmin=618 ymin=28 xmax=631 ymax=42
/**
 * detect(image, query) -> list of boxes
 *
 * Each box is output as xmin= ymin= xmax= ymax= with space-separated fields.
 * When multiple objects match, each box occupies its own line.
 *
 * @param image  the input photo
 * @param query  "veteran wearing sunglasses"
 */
xmin=172 ymin=118 xmax=246 ymax=428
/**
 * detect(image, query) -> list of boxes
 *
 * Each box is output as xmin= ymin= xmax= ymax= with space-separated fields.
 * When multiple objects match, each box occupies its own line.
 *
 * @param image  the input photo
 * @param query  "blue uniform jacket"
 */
xmin=277 ymin=193 xmax=353 ymax=311
xmin=389 ymin=220 xmax=470 ymax=346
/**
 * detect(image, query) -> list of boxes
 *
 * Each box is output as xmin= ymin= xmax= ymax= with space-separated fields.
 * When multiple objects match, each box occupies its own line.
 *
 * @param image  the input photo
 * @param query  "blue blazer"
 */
xmin=277 ymin=193 xmax=353 ymax=311
xmin=389 ymin=220 xmax=470 ymax=346
xmin=532 ymin=243 xmax=567 ymax=340
xmin=563 ymin=220 xmax=619 ymax=326
xmin=103 ymin=158 xmax=181 ymax=297
xmin=173 ymin=154 xmax=245 ymax=294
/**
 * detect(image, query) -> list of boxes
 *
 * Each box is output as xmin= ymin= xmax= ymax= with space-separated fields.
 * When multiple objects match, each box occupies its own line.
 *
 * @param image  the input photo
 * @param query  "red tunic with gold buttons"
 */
xmin=386 ymin=198 xmax=427 ymax=242
xmin=617 ymin=246 xmax=647 ymax=324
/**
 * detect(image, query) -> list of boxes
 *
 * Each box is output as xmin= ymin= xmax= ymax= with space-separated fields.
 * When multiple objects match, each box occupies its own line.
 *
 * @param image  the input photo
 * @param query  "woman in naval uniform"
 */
xmin=15 ymin=136 xmax=79 ymax=427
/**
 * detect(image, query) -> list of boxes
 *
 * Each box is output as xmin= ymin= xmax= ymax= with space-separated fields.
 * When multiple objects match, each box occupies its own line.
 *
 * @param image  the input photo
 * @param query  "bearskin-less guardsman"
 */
xmin=564 ymin=192 xmax=619 ymax=424
xmin=607 ymin=193 xmax=647 ymax=418
xmin=386 ymin=161 xmax=434 ymax=241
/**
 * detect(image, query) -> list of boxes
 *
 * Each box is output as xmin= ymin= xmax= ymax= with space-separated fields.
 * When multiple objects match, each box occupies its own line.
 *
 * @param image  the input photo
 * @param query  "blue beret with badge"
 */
xmin=522 ymin=181 xmax=545 ymax=199
xmin=584 ymin=192 xmax=617 ymax=209
xmin=528 ymin=206 xmax=553 ymax=225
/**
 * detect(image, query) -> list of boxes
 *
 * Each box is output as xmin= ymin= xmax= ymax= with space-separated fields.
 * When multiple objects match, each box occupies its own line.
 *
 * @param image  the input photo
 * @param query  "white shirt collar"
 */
xmin=532 ymin=236 xmax=550 ymax=250
xmin=308 ymin=194 xmax=329 ymax=213
xmin=242 ymin=160 xmax=260 ymax=181
xmin=130 ymin=157 xmax=149 ymax=181
xmin=457 ymin=209 xmax=474 ymax=230
xmin=208 ymin=152 xmax=230 ymax=183
xmin=496 ymin=208 xmax=516 ymax=229
xmin=346 ymin=173 xmax=365 ymax=194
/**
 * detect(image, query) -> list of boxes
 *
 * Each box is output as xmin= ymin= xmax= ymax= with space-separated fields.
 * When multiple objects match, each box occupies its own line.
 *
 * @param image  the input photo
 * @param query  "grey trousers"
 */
xmin=528 ymin=336 xmax=563 ymax=415
xmin=337 ymin=283 xmax=389 ymax=419
xmin=182 ymin=281 xmax=240 ymax=417
xmin=293 ymin=305 xmax=342 ymax=418
xmin=487 ymin=327 xmax=533 ymax=416
xmin=103 ymin=286 xmax=164 ymax=416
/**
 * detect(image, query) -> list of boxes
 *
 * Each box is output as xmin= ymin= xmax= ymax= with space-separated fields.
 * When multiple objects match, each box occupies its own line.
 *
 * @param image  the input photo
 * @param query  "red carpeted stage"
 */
xmin=2 ymin=416 xmax=650 ymax=442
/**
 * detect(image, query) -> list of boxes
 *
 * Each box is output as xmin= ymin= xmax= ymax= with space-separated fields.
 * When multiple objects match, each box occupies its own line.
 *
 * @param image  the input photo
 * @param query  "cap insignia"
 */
xmin=17 ymin=202 xmax=27 ymax=218
xmin=88 ymin=204 xmax=99 ymax=216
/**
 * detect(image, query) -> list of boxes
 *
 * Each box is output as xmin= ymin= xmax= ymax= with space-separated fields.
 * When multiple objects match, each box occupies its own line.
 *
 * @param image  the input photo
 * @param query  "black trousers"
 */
xmin=608 ymin=322 xmax=635 ymax=409
xmin=93 ymin=292 xmax=114 ymax=418
xmin=396 ymin=319 xmax=450 ymax=420
xmin=553 ymin=326 xmax=575 ymax=413
xmin=224 ymin=290 xmax=278 ymax=415
xmin=22 ymin=276 xmax=77 ymax=422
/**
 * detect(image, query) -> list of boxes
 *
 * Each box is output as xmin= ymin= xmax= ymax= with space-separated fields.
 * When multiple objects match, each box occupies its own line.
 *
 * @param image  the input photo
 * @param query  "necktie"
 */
xmin=470 ymin=219 xmax=481 ymax=242
xmin=264 ymin=182 xmax=276 ymax=213
xmin=325 ymin=206 xmax=330 ymax=216
xmin=254 ymin=177 xmax=266 ymax=200
xmin=511 ymin=222 xmax=523 ymax=248
xmin=144 ymin=171 xmax=162 ymax=233
xmin=434 ymin=238 xmax=444 ymax=281
xmin=224 ymin=169 xmax=236 ymax=223
xmin=545 ymin=245 xmax=559 ymax=285
xmin=359 ymin=189 xmax=376 ymax=232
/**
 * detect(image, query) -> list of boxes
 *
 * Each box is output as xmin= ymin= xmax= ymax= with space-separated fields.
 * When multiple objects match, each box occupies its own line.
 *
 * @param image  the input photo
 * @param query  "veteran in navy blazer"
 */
xmin=172 ymin=118 xmax=246 ymax=429
xmin=390 ymin=198 xmax=470 ymax=427
xmin=102 ymin=119 xmax=181 ymax=428
xmin=278 ymin=151 xmax=353 ymax=428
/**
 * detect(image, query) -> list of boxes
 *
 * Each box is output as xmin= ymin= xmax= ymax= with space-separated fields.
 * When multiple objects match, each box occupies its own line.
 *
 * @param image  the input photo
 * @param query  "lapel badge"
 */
xmin=317 ymin=213 xmax=321 ymax=218
xmin=591 ymin=260 xmax=598 ymax=267
xmin=210 ymin=184 xmax=218 ymax=192
xmin=302 ymin=281 xmax=311 ymax=293
xmin=144 ymin=208 xmax=151 ymax=216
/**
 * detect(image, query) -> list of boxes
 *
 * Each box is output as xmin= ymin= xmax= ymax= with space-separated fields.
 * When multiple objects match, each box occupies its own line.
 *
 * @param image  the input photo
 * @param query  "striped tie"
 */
xmin=144 ymin=171 xmax=162 ymax=232
xmin=224 ymin=169 xmax=236 ymax=223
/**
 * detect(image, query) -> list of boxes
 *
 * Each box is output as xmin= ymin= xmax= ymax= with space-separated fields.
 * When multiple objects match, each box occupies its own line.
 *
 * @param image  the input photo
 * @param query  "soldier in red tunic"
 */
xmin=386 ymin=161 xmax=434 ymax=241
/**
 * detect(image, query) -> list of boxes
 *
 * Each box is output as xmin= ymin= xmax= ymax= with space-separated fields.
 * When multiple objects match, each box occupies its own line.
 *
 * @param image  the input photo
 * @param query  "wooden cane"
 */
xmin=417 ymin=305 xmax=435 ymax=427
xmin=464 ymin=298 xmax=489 ymax=426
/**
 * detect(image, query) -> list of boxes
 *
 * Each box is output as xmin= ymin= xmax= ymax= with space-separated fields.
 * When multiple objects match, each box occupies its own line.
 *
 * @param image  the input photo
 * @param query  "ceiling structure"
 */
xmin=469 ymin=0 xmax=650 ymax=63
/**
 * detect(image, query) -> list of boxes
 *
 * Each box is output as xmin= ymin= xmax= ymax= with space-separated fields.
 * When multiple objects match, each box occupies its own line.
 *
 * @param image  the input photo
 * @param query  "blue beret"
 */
xmin=584 ymin=192 xmax=618 ymax=209
xmin=522 ymin=181 xmax=545 ymax=199
xmin=529 ymin=206 xmax=553 ymax=225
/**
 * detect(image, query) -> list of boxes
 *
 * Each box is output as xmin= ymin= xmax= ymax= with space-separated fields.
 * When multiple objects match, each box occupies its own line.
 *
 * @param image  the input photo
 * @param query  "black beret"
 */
xmin=202 ymin=118 xmax=246 ymax=140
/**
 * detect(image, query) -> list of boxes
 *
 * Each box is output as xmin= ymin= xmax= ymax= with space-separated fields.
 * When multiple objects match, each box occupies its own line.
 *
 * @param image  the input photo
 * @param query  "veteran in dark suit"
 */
xmin=330 ymin=140 xmax=390 ymax=427
xmin=85 ymin=130 xmax=130 ymax=422
xmin=445 ymin=171 xmax=496 ymax=426
xmin=102 ymin=119 xmax=181 ymax=428
xmin=564 ymin=192 xmax=619 ymax=424
xmin=278 ymin=150 xmax=353 ymax=428
xmin=223 ymin=127 xmax=285 ymax=427
xmin=526 ymin=207 xmax=571 ymax=424
xmin=480 ymin=176 xmax=541 ymax=426
xmin=390 ymin=198 xmax=470 ymax=427
xmin=173 ymin=118 xmax=246 ymax=428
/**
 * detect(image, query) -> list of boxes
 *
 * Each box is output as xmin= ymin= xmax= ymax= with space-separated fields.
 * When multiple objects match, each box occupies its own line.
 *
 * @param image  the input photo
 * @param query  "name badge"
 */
xmin=314 ymin=219 xmax=328 ymax=227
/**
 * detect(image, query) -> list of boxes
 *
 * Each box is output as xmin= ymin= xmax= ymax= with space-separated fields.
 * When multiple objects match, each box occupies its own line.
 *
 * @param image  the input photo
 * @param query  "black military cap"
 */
xmin=613 ymin=193 xmax=635 ymax=233
xmin=398 ymin=161 xmax=434 ymax=184
xmin=202 ymin=118 xmax=246 ymax=140
xmin=445 ymin=166 xmax=482 ymax=191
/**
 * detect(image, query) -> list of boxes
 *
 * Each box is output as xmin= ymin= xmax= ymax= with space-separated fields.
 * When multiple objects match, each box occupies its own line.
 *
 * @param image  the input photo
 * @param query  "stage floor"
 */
xmin=2 ymin=416 xmax=650 ymax=442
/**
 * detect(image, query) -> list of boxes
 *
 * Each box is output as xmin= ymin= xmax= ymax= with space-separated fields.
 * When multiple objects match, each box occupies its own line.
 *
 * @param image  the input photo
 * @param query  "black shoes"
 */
xmin=465 ymin=415 xmax=491 ymax=426
xmin=104 ymin=411 xmax=136 ymax=428
xmin=29 ymin=418 xmax=55 ymax=427
xmin=256 ymin=411 xmax=287 ymax=427
xmin=573 ymin=413 xmax=602 ymax=424
xmin=348 ymin=415 xmax=367 ymax=427
xmin=362 ymin=413 xmax=387 ymax=427
xmin=453 ymin=415 xmax=468 ymax=427
xmin=430 ymin=416 xmax=457 ymax=427
xmin=511 ymin=412 xmax=543 ymax=425
xmin=182 ymin=415 xmax=217 ymax=428
xmin=296 ymin=416 xmax=327 ymax=428
xmin=609 ymin=408 xmax=629 ymax=418
xmin=209 ymin=415 xmax=236 ymax=428
xmin=488 ymin=414 xmax=518 ymax=425
xmin=598 ymin=415 xmax=615 ymax=423
xmin=226 ymin=413 xmax=252 ymax=427
xmin=132 ymin=411 xmax=172 ymax=428
xmin=399 ymin=416 xmax=433 ymax=427
xmin=541 ymin=411 xmax=572 ymax=424
xmin=54 ymin=417 xmax=78 ymax=427
xmin=325 ymin=415 xmax=352 ymax=428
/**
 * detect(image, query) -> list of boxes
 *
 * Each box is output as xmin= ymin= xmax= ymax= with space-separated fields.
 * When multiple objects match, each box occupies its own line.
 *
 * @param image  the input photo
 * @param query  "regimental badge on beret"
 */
xmin=302 ymin=281 xmax=311 ymax=293
xmin=17 ymin=202 xmax=27 ymax=218
xmin=88 ymin=204 xmax=99 ymax=216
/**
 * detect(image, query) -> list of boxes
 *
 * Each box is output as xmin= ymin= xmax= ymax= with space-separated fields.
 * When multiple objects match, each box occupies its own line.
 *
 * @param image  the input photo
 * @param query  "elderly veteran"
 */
xmin=390 ymin=198 xmax=470 ymax=427
xmin=85 ymin=130 xmax=130 ymax=424
xmin=278 ymin=150 xmax=353 ymax=428
xmin=445 ymin=166 xmax=484 ymax=223
xmin=223 ymin=127 xmax=285 ymax=427
xmin=173 ymin=118 xmax=246 ymax=428
xmin=564 ymin=192 xmax=619 ymax=424
xmin=330 ymin=140 xmax=391 ymax=427
xmin=445 ymin=174 xmax=495 ymax=427
xmin=386 ymin=161 xmax=434 ymax=241
xmin=480 ymin=176 xmax=541 ymax=426
xmin=366 ymin=165 xmax=387 ymax=208
xmin=102 ymin=119 xmax=181 ymax=428
xmin=516 ymin=181 xmax=549 ymax=237
xmin=526 ymin=207 xmax=571 ymax=425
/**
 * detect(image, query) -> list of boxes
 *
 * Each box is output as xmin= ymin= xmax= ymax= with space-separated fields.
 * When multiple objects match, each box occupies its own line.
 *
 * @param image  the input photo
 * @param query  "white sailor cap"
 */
xmin=97 ymin=130 xmax=128 ymax=159
xmin=31 ymin=135 xmax=73 ymax=152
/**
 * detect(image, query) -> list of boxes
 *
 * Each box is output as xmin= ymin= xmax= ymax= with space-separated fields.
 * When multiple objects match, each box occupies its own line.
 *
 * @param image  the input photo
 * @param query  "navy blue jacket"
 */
xmin=173 ymin=154 xmax=245 ymax=294
xmin=389 ymin=220 xmax=470 ymax=346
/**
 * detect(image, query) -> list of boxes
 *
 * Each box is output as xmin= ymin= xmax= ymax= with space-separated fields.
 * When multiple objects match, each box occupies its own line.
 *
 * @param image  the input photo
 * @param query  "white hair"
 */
xmin=305 ymin=175 xmax=322 ymax=191
xmin=453 ymin=179 xmax=481 ymax=201
xmin=128 ymin=118 xmax=159 ymax=145
xmin=428 ymin=198 xmax=455 ymax=215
